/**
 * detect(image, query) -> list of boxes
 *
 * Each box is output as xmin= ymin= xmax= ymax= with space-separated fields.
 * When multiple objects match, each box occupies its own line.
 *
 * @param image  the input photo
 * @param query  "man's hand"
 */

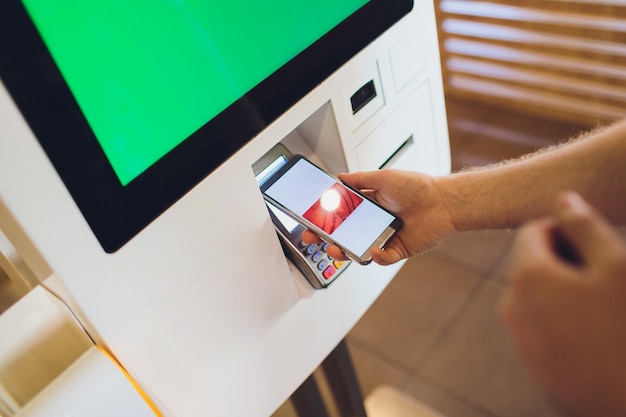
xmin=500 ymin=192 xmax=626 ymax=416
xmin=303 ymin=169 xmax=457 ymax=265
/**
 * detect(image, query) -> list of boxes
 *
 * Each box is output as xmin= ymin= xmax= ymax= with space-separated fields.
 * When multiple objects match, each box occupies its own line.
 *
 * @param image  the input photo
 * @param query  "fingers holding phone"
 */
xmin=262 ymin=156 xmax=402 ymax=265
xmin=302 ymin=168 xmax=460 ymax=265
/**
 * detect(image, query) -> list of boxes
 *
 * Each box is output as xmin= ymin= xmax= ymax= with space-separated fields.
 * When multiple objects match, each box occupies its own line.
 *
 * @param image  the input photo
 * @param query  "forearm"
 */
xmin=436 ymin=120 xmax=626 ymax=232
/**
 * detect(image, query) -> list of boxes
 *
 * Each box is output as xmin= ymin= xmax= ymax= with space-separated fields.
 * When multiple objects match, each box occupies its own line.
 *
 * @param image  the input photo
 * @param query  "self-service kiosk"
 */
xmin=0 ymin=1 xmax=450 ymax=415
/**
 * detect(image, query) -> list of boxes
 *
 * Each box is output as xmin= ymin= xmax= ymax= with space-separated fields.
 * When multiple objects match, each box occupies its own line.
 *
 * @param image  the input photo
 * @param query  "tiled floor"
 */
xmin=272 ymin=98 xmax=590 ymax=417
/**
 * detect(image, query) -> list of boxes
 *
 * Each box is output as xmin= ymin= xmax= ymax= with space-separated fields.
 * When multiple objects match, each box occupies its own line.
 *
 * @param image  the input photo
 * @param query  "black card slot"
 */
xmin=350 ymin=79 xmax=377 ymax=114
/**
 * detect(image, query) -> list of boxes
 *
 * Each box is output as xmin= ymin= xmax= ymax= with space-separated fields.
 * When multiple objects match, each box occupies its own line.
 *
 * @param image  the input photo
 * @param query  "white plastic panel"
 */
xmin=356 ymin=82 xmax=440 ymax=175
xmin=18 ymin=347 xmax=157 ymax=417
xmin=0 ymin=286 xmax=91 ymax=412
xmin=0 ymin=229 xmax=37 ymax=295
xmin=389 ymin=28 xmax=427 ymax=93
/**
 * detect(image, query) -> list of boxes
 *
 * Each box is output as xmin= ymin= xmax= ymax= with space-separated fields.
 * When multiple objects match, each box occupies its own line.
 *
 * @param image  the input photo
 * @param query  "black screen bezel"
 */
xmin=0 ymin=0 xmax=413 ymax=253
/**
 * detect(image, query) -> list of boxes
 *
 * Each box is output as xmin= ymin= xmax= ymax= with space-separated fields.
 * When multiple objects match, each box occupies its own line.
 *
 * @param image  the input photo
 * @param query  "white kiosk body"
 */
xmin=0 ymin=1 xmax=449 ymax=415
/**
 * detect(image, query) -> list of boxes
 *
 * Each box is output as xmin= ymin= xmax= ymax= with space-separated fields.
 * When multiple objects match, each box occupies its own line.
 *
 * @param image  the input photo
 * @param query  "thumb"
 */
xmin=554 ymin=192 xmax=623 ymax=269
xmin=370 ymin=246 xmax=404 ymax=266
xmin=338 ymin=170 xmax=384 ymax=190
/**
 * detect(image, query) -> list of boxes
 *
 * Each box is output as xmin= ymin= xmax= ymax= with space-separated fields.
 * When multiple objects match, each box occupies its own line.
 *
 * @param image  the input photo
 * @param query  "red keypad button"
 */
xmin=323 ymin=266 xmax=336 ymax=280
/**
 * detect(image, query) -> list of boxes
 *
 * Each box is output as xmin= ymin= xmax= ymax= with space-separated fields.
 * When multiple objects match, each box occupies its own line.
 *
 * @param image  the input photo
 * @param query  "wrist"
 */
xmin=434 ymin=172 xmax=474 ymax=233
xmin=435 ymin=165 xmax=536 ymax=233
xmin=431 ymin=175 xmax=465 ymax=235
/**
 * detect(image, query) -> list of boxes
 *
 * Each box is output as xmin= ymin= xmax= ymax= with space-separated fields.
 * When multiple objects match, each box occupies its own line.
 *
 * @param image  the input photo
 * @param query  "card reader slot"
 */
xmin=350 ymin=79 xmax=377 ymax=115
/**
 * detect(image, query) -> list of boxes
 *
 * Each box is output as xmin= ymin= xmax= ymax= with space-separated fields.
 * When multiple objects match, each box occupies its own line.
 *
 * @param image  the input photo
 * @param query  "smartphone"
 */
xmin=253 ymin=143 xmax=351 ymax=288
xmin=260 ymin=154 xmax=403 ymax=265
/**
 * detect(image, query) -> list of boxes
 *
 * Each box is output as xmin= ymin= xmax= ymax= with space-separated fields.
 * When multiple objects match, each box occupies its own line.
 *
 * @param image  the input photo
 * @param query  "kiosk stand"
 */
xmin=289 ymin=339 xmax=367 ymax=417
xmin=0 ymin=1 xmax=449 ymax=415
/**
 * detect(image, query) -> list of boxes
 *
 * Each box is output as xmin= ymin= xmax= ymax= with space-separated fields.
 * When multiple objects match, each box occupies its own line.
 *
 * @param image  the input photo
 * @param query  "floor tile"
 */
xmin=365 ymin=385 xmax=445 ymax=417
xmin=429 ymin=230 xmax=515 ymax=276
xmin=271 ymin=341 xmax=409 ymax=417
xmin=418 ymin=280 xmax=565 ymax=417
xmin=270 ymin=369 xmax=342 ymax=417
xmin=346 ymin=339 xmax=410 ymax=398
xmin=490 ymin=246 xmax=513 ymax=285
xmin=270 ymin=399 xmax=298 ymax=417
xmin=349 ymin=256 xmax=482 ymax=369
xmin=330 ymin=340 xmax=493 ymax=417
xmin=403 ymin=376 xmax=494 ymax=417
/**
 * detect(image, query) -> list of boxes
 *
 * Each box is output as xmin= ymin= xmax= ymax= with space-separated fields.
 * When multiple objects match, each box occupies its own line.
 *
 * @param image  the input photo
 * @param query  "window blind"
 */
xmin=436 ymin=0 xmax=626 ymax=125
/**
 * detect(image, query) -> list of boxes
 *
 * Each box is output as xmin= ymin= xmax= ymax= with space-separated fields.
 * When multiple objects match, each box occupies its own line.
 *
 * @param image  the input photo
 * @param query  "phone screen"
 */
xmin=263 ymin=156 xmax=400 ymax=259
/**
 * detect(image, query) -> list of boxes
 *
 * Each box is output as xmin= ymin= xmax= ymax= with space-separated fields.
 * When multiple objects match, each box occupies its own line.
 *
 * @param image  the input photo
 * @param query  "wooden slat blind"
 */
xmin=436 ymin=0 xmax=626 ymax=126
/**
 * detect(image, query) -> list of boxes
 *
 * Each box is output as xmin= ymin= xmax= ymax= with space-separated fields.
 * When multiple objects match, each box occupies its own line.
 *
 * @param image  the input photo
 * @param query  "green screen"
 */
xmin=22 ymin=1 xmax=368 ymax=185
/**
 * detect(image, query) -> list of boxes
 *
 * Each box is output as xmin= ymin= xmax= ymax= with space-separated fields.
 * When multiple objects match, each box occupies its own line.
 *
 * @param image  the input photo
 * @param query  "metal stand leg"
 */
xmin=321 ymin=339 xmax=368 ymax=417
xmin=289 ymin=338 xmax=366 ymax=417
xmin=291 ymin=374 xmax=330 ymax=417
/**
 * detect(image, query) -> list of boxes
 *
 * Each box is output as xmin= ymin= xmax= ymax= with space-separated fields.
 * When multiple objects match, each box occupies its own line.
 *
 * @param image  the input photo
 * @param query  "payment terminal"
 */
xmin=253 ymin=144 xmax=350 ymax=289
